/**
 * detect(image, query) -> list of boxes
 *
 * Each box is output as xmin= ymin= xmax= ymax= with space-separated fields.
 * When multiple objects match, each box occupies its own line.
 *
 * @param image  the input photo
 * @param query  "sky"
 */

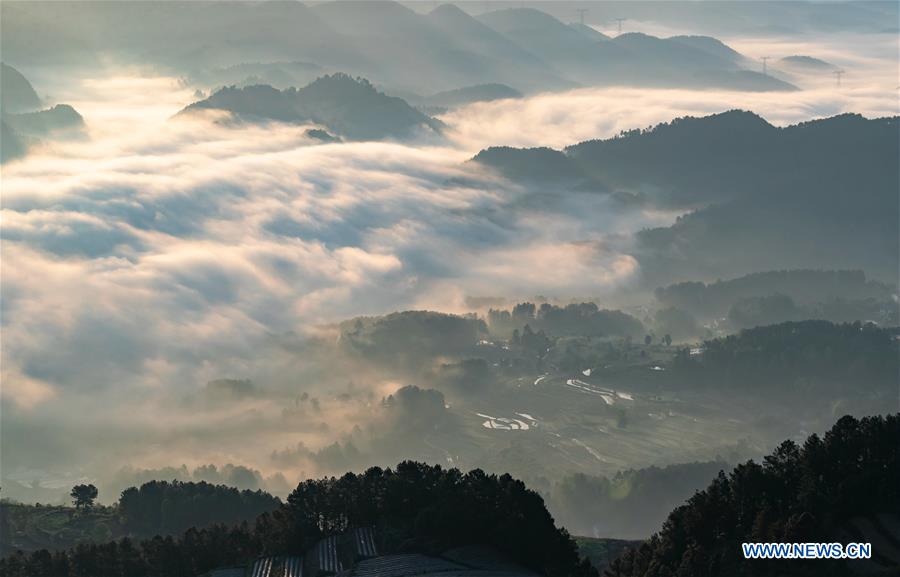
xmin=1 ymin=20 xmax=897 ymax=502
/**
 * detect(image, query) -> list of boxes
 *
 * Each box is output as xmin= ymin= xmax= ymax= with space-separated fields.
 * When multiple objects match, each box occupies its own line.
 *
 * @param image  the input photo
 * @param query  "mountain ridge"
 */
xmin=181 ymin=73 xmax=442 ymax=140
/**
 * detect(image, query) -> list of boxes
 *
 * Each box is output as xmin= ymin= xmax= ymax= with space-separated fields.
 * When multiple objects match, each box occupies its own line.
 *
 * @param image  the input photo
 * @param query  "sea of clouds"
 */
xmin=1 ymin=29 xmax=897 ymax=501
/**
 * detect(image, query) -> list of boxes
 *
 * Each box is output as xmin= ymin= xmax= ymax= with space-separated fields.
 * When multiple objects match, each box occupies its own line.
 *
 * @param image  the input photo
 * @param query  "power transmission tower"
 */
xmin=761 ymin=56 xmax=771 ymax=76
xmin=614 ymin=17 xmax=626 ymax=34
xmin=576 ymin=8 xmax=588 ymax=25
xmin=833 ymin=69 xmax=845 ymax=87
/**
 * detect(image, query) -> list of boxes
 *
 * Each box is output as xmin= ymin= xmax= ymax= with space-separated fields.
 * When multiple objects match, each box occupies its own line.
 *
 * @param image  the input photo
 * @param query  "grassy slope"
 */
xmin=0 ymin=502 xmax=126 ymax=555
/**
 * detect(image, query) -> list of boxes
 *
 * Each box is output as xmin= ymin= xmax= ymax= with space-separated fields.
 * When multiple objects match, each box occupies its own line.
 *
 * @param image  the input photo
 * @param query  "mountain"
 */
xmin=568 ymin=22 xmax=610 ymax=43
xmin=423 ymin=83 xmax=522 ymax=109
xmin=607 ymin=414 xmax=900 ymax=576
xmin=630 ymin=113 xmax=899 ymax=284
xmin=614 ymin=32 xmax=736 ymax=70
xmin=568 ymin=110 xmax=898 ymax=207
xmin=780 ymin=54 xmax=838 ymax=71
xmin=309 ymin=1 xmax=569 ymax=94
xmin=472 ymin=112 xmax=899 ymax=284
xmin=655 ymin=270 xmax=896 ymax=319
xmin=478 ymin=7 xmax=613 ymax=82
xmin=181 ymin=74 xmax=442 ymax=140
xmin=0 ymin=120 xmax=25 ymax=163
xmin=1 ymin=63 xmax=41 ymax=113
xmin=475 ymin=110 xmax=778 ymax=203
xmin=3 ymin=104 xmax=83 ymax=136
xmin=313 ymin=0 xmax=471 ymax=92
xmin=471 ymin=146 xmax=588 ymax=184
xmin=2 ymin=2 xmax=796 ymax=94
xmin=477 ymin=8 xmax=795 ymax=91
xmin=668 ymin=35 xmax=745 ymax=64
xmin=0 ymin=66 xmax=84 ymax=163
xmin=670 ymin=320 xmax=899 ymax=401
xmin=426 ymin=3 xmax=571 ymax=92
xmin=191 ymin=60 xmax=327 ymax=91
xmin=608 ymin=33 xmax=793 ymax=90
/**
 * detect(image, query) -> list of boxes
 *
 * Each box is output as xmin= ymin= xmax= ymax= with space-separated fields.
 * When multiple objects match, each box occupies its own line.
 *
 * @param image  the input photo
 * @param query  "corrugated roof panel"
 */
xmin=316 ymin=535 xmax=342 ymax=573
xmin=353 ymin=527 xmax=378 ymax=558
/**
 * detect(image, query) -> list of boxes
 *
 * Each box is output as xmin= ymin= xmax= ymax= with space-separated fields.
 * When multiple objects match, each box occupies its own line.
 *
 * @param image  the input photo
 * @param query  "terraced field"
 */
xmin=419 ymin=366 xmax=777 ymax=485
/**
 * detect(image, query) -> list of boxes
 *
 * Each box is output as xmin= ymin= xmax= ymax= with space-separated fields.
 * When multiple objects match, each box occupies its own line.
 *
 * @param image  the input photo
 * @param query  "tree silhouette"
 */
xmin=3 ymin=464 xmax=598 ymax=577
xmin=70 ymin=484 xmax=98 ymax=510
xmin=607 ymin=413 xmax=900 ymax=577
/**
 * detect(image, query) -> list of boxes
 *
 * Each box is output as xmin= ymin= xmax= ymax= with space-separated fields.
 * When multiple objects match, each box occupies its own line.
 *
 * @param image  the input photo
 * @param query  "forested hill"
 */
xmin=473 ymin=112 xmax=900 ymax=285
xmin=0 ymin=481 xmax=280 ymax=555
xmin=655 ymin=269 xmax=896 ymax=319
xmin=0 ymin=463 xmax=596 ymax=577
xmin=670 ymin=320 xmax=899 ymax=399
xmin=474 ymin=111 xmax=899 ymax=208
xmin=0 ymin=63 xmax=41 ymax=113
xmin=606 ymin=414 xmax=900 ymax=576
xmin=180 ymin=74 xmax=443 ymax=141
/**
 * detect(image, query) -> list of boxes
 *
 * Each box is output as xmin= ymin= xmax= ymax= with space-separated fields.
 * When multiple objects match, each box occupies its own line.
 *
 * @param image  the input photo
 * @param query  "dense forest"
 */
xmin=487 ymin=303 xmax=644 ymax=340
xmin=0 ymin=463 xmax=596 ymax=577
xmin=474 ymin=113 xmax=900 ymax=285
xmin=655 ymin=270 xmax=894 ymax=318
xmin=339 ymin=310 xmax=487 ymax=370
xmin=117 ymin=481 xmax=280 ymax=537
xmin=670 ymin=321 xmax=899 ymax=400
xmin=181 ymin=74 xmax=442 ymax=140
xmin=606 ymin=413 xmax=900 ymax=576
xmin=652 ymin=270 xmax=898 ymax=330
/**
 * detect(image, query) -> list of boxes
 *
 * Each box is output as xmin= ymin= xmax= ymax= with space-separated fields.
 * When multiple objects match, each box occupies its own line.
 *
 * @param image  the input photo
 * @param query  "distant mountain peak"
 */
xmin=1 ymin=62 xmax=43 ymax=113
xmin=481 ymin=6 xmax=567 ymax=28
xmin=429 ymin=3 xmax=468 ymax=18
xmin=567 ymin=22 xmax=610 ymax=42
xmin=780 ymin=54 xmax=837 ymax=70
xmin=182 ymin=74 xmax=441 ymax=141
xmin=301 ymin=72 xmax=377 ymax=94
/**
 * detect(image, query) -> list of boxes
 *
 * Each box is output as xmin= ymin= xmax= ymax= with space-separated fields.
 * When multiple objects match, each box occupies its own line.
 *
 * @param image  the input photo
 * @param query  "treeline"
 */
xmin=0 ymin=525 xmax=260 ymax=577
xmin=671 ymin=321 xmax=899 ymax=398
xmin=340 ymin=311 xmax=486 ymax=370
xmin=1 ymin=462 xmax=597 ymax=577
xmin=276 ymin=462 xmax=595 ymax=576
xmin=725 ymin=293 xmax=898 ymax=329
xmin=0 ymin=481 xmax=280 ymax=556
xmin=477 ymin=114 xmax=899 ymax=284
xmin=551 ymin=461 xmax=729 ymax=540
xmin=655 ymin=270 xmax=895 ymax=319
xmin=606 ymin=413 xmax=900 ymax=576
xmin=119 ymin=480 xmax=281 ymax=537
xmin=488 ymin=302 xmax=644 ymax=339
